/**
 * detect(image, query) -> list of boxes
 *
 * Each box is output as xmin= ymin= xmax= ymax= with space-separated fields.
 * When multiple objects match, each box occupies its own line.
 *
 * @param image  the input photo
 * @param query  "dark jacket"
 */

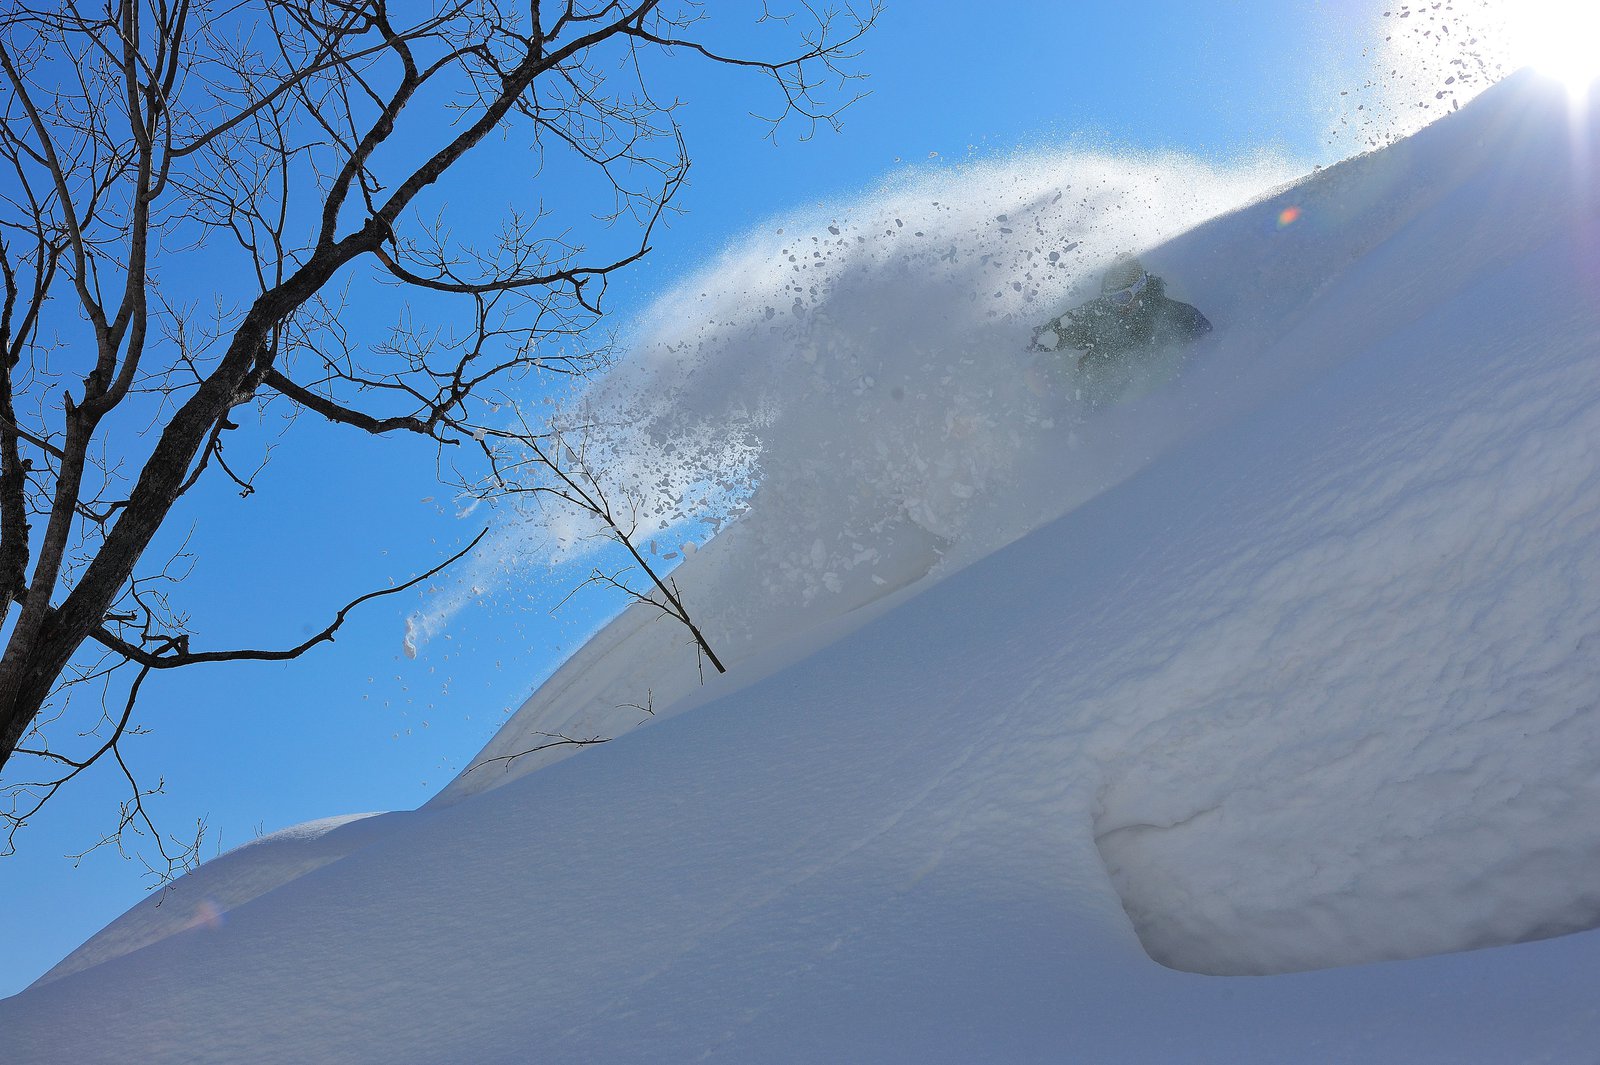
xmin=1039 ymin=276 xmax=1212 ymax=361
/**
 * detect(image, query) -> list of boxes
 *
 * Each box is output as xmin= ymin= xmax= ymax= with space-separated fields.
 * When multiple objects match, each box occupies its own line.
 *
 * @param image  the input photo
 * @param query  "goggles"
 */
xmin=1105 ymin=272 xmax=1149 ymax=308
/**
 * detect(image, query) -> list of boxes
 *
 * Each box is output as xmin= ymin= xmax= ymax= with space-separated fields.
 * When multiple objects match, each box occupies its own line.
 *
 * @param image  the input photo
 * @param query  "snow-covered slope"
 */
xmin=425 ymin=148 xmax=1301 ymax=802
xmin=6 ymin=71 xmax=1600 ymax=1063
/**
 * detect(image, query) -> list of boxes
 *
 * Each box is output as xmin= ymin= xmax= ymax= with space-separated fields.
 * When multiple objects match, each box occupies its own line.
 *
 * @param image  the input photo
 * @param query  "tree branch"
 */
xmin=91 ymin=527 xmax=488 ymax=669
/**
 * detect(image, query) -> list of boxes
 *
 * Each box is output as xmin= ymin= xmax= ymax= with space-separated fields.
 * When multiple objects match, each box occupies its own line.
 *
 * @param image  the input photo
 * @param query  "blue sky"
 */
xmin=1 ymin=0 xmax=1446 ymax=996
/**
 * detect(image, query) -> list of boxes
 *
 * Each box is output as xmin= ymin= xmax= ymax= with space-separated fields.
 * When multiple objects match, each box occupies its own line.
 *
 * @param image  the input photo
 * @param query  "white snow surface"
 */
xmin=430 ymin=146 xmax=1301 ymax=796
xmin=6 ymin=71 xmax=1600 ymax=1062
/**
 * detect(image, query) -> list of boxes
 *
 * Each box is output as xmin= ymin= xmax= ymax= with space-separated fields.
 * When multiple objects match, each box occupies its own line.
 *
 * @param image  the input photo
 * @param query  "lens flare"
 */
xmin=1278 ymin=206 xmax=1302 ymax=228
xmin=1504 ymin=0 xmax=1600 ymax=94
xmin=186 ymin=899 xmax=226 ymax=932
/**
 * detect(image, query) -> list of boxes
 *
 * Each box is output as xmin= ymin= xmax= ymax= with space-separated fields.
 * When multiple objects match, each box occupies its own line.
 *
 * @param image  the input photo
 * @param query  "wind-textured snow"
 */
xmin=5 ymin=71 xmax=1600 ymax=1063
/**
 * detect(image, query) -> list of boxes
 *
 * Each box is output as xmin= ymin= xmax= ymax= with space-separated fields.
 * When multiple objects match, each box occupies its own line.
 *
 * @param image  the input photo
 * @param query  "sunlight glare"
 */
xmin=1505 ymin=0 xmax=1600 ymax=93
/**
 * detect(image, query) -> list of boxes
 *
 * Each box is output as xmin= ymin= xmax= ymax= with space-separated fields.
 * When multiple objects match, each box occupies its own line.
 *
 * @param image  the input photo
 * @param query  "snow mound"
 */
xmin=1090 ymin=244 xmax=1600 ymax=974
xmin=8 ymin=72 xmax=1600 ymax=1064
xmin=447 ymin=70 xmax=1600 ymax=976
xmin=33 ymin=813 xmax=393 ymax=988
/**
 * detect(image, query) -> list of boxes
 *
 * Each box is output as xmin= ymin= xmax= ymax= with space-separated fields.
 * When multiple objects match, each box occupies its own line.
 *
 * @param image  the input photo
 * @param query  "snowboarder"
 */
xmin=1028 ymin=256 xmax=1212 ymax=375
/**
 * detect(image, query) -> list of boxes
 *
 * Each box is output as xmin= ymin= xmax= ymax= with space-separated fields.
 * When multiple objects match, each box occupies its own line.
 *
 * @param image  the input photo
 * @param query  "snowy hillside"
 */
xmin=5 ymin=70 xmax=1600 ymax=1063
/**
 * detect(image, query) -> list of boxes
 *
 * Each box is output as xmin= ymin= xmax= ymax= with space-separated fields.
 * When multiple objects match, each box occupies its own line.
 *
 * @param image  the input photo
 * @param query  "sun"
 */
xmin=1503 ymin=0 xmax=1600 ymax=93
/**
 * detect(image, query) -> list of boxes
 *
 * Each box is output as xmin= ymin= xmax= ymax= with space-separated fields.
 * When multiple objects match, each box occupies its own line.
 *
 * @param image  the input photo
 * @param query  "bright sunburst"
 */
xmin=1503 ymin=0 xmax=1600 ymax=93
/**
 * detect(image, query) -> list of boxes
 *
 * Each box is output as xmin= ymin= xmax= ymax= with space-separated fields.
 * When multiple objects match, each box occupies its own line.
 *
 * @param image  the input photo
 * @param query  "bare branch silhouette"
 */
xmin=0 ymin=0 xmax=878 ymax=864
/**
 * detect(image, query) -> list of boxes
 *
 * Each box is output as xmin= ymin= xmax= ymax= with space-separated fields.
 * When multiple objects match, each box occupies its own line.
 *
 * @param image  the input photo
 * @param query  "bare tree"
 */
xmin=478 ymin=412 xmax=728 ymax=677
xmin=0 ymin=0 xmax=877 ymax=862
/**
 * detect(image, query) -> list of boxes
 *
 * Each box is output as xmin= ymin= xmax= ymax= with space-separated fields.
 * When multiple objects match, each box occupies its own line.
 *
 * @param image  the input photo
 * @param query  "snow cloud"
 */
xmin=406 ymin=147 xmax=1297 ymax=653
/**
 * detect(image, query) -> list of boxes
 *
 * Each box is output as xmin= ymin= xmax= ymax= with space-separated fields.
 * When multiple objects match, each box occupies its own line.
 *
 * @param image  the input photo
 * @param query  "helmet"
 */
xmin=1101 ymin=255 xmax=1147 ymax=294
